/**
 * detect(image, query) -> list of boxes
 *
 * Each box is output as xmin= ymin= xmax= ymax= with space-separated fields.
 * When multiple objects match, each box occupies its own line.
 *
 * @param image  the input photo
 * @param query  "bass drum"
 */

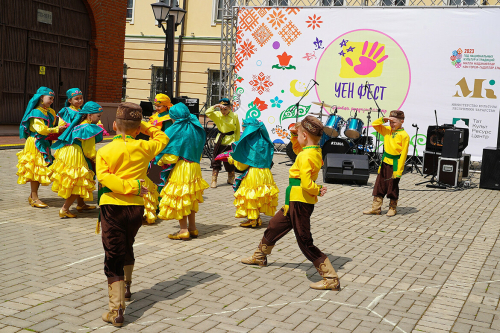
xmin=321 ymin=138 xmax=354 ymax=159
xmin=286 ymin=141 xmax=297 ymax=162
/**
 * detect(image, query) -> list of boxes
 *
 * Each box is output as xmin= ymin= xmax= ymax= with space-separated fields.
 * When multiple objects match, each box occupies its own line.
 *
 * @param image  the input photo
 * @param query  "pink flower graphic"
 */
xmin=249 ymin=72 xmax=274 ymax=95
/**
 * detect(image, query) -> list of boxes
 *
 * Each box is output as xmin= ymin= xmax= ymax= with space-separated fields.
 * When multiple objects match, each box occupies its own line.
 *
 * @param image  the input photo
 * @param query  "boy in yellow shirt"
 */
xmin=96 ymin=103 xmax=168 ymax=327
xmin=205 ymin=98 xmax=240 ymax=188
xmin=363 ymin=110 xmax=410 ymax=217
xmin=241 ymin=116 xmax=340 ymax=291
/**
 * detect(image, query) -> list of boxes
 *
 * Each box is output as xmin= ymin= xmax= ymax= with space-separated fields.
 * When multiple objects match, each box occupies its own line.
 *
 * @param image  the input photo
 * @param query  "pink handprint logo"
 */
xmin=340 ymin=41 xmax=388 ymax=78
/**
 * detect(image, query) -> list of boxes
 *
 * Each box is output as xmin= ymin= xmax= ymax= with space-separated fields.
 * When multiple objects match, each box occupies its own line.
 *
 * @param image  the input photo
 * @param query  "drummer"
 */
xmin=362 ymin=110 xmax=409 ymax=217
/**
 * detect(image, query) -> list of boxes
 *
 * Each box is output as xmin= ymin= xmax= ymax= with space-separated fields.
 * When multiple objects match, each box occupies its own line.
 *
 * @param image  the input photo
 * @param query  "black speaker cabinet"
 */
xmin=442 ymin=129 xmax=463 ymax=158
xmin=172 ymin=96 xmax=200 ymax=114
xmin=423 ymin=151 xmax=440 ymax=175
xmin=323 ymin=154 xmax=369 ymax=185
xmin=462 ymin=153 xmax=471 ymax=178
xmin=480 ymin=147 xmax=500 ymax=190
xmin=437 ymin=157 xmax=463 ymax=187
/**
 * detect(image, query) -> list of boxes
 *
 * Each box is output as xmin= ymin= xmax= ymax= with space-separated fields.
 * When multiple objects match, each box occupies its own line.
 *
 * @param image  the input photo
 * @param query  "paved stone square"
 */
xmin=1 ymin=145 xmax=499 ymax=333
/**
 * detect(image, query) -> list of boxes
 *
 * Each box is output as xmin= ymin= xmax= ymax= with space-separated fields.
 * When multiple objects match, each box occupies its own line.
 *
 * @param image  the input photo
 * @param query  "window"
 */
xmin=380 ymin=0 xmax=406 ymax=5
xmin=321 ymin=0 xmax=344 ymax=5
xmin=127 ymin=0 xmax=134 ymax=21
xmin=269 ymin=0 xmax=289 ymax=5
xmin=150 ymin=66 xmax=165 ymax=102
xmin=206 ymin=69 xmax=220 ymax=107
xmin=449 ymin=0 xmax=477 ymax=4
xmin=122 ymin=64 xmax=128 ymax=102
xmin=216 ymin=0 xmax=237 ymax=21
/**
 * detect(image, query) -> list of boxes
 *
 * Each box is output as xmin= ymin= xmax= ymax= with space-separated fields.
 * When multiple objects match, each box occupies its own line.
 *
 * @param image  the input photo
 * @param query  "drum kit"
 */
xmin=286 ymin=101 xmax=374 ymax=161
xmin=312 ymin=101 xmax=373 ymax=158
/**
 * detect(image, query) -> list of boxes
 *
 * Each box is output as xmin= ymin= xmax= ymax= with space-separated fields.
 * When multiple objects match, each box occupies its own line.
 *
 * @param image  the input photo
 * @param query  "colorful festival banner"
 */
xmin=233 ymin=7 xmax=500 ymax=160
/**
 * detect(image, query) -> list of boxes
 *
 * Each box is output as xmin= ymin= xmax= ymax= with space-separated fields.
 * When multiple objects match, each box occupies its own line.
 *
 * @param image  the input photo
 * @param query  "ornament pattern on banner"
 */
xmin=271 ymin=125 xmax=290 ymax=141
xmin=252 ymin=23 xmax=274 ymax=47
xmin=249 ymin=72 xmax=273 ymax=95
xmin=306 ymin=15 xmax=323 ymax=30
xmin=267 ymin=9 xmax=287 ymax=30
xmin=285 ymin=8 xmax=300 ymax=15
xmin=303 ymin=51 xmax=317 ymax=61
xmin=239 ymin=9 xmax=259 ymax=32
xmin=278 ymin=21 xmax=302 ymax=46
xmin=272 ymin=52 xmax=296 ymax=70
xmin=238 ymin=39 xmax=257 ymax=60
xmin=246 ymin=97 xmax=268 ymax=120
xmin=279 ymin=104 xmax=311 ymax=124
xmin=257 ymin=7 xmax=269 ymax=18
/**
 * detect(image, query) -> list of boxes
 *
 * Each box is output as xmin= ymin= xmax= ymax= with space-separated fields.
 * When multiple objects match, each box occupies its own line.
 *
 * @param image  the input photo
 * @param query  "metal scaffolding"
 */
xmin=219 ymin=0 xmax=498 ymax=102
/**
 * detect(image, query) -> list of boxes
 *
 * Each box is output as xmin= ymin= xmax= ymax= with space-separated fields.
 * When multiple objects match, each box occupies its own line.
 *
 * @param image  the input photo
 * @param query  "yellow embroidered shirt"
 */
xmin=372 ymin=117 xmax=410 ymax=178
xmin=205 ymin=106 xmax=240 ymax=146
xmin=288 ymin=135 xmax=323 ymax=204
xmin=96 ymin=122 xmax=168 ymax=206
xmin=30 ymin=107 xmax=59 ymax=135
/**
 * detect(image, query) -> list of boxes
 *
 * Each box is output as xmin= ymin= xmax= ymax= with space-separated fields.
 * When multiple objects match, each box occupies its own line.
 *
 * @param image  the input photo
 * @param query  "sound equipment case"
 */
xmin=323 ymin=154 xmax=369 ymax=185
xmin=423 ymin=151 xmax=440 ymax=175
xmin=437 ymin=157 xmax=463 ymax=187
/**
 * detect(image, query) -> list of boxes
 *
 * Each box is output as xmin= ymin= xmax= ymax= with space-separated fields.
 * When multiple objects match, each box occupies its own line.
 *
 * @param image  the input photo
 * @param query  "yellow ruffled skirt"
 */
xmin=142 ymin=178 xmax=159 ymax=224
xmin=234 ymin=167 xmax=279 ymax=220
xmin=158 ymin=160 xmax=209 ymax=221
xmin=16 ymin=137 xmax=52 ymax=185
xmin=50 ymin=145 xmax=95 ymax=200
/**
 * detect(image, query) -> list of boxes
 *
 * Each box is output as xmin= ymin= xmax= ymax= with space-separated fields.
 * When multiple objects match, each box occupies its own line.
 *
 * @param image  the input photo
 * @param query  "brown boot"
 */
xmin=310 ymin=257 xmax=341 ymax=291
xmin=227 ymin=171 xmax=235 ymax=185
xmin=241 ymin=241 xmax=274 ymax=267
xmin=363 ymin=196 xmax=383 ymax=215
xmin=211 ymin=169 xmax=219 ymax=188
xmin=386 ymin=199 xmax=398 ymax=217
xmin=124 ymin=265 xmax=133 ymax=301
xmin=102 ymin=277 xmax=125 ymax=327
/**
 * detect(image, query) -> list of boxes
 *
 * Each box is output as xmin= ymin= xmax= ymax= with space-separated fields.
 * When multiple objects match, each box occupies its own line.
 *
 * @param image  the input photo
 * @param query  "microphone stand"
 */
xmin=364 ymin=82 xmax=382 ymax=169
xmin=406 ymin=123 xmax=423 ymax=176
xmin=295 ymin=80 xmax=318 ymax=123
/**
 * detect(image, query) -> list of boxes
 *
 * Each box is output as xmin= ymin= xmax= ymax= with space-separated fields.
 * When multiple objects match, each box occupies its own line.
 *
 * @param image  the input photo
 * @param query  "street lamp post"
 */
xmin=151 ymin=1 xmax=186 ymax=98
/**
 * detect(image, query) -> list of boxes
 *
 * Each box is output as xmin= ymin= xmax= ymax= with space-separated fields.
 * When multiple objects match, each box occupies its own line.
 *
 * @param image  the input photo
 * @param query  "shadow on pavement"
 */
xmin=125 ymin=271 xmax=220 ymax=323
xmin=271 ymin=255 xmax=352 ymax=282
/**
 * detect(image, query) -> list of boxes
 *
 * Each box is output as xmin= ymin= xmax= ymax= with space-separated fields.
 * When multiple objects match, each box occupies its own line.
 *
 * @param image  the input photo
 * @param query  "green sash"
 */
xmin=283 ymin=178 xmax=301 ymax=216
xmin=380 ymin=151 xmax=401 ymax=173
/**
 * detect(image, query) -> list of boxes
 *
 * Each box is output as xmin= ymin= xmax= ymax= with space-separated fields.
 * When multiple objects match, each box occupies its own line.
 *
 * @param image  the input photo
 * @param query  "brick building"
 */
xmin=0 ymin=0 xmax=127 ymax=125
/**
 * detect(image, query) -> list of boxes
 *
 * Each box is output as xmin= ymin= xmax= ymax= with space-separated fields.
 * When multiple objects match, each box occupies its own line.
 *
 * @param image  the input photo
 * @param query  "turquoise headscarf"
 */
xmin=65 ymin=88 xmax=83 ymax=107
xmin=52 ymin=101 xmax=104 ymax=151
xmin=231 ymin=118 xmax=273 ymax=169
xmin=19 ymin=87 xmax=55 ymax=139
xmin=155 ymin=103 xmax=206 ymax=163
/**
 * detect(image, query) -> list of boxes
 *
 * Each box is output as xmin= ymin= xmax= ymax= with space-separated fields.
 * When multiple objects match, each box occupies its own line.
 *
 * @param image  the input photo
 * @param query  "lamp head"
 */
xmin=151 ymin=1 xmax=171 ymax=23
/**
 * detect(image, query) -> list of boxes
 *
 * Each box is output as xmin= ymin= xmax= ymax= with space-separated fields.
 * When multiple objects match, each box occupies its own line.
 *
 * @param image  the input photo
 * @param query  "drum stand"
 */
xmin=364 ymin=82 xmax=383 ymax=169
xmin=364 ymin=109 xmax=378 ymax=169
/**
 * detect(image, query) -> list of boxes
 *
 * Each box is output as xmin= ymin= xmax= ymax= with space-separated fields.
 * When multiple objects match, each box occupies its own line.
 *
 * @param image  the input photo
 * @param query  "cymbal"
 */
xmin=311 ymin=101 xmax=334 ymax=109
xmin=310 ymin=112 xmax=330 ymax=116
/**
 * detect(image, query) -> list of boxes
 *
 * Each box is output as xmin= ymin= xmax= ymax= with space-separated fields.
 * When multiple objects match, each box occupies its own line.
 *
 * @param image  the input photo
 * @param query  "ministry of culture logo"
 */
xmin=453 ymin=118 xmax=469 ymax=127
xmin=451 ymin=48 xmax=463 ymax=68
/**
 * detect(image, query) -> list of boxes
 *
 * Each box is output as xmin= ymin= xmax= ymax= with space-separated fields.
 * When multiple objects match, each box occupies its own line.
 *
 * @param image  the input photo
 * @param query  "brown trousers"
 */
xmin=101 ymin=205 xmax=144 ymax=278
xmin=211 ymin=144 xmax=235 ymax=172
xmin=372 ymin=162 xmax=400 ymax=200
xmin=262 ymin=201 xmax=327 ymax=266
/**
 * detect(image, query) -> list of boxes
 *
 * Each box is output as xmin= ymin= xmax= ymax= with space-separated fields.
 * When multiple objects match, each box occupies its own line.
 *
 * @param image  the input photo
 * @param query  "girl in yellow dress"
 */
xmin=228 ymin=118 xmax=279 ymax=228
xmin=50 ymin=102 xmax=104 ymax=218
xmin=156 ymin=103 xmax=209 ymax=240
xmin=17 ymin=87 xmax=65 ymax=208
xmin=141 ymin=94 xmax=174 ymax=225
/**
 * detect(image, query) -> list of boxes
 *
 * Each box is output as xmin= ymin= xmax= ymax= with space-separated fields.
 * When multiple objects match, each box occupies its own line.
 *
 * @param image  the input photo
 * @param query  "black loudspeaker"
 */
xmin=423 ymin=151 xmax=440 ymax=175
xmin=172 ymin=96 xmax=200 ymax=114
xmin=323 ymin=154 xmax=369 ymax=185
xmin=140 ymin=101 xmax=154 ymax=117
xmin=480 ymin=147 xmax=500 ymax=190
xmin=442 ymin=129 xmax=462 ymax=158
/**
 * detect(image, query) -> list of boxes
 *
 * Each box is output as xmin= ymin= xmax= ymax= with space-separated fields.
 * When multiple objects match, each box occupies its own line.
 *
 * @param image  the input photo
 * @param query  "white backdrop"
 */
xmin=233 ymin=7 xmax=500 ymax=160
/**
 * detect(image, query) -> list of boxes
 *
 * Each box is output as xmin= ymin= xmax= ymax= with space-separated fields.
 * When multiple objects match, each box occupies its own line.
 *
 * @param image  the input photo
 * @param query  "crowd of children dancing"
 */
xmin=16 ymin=86 xmax=409 ymax=326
